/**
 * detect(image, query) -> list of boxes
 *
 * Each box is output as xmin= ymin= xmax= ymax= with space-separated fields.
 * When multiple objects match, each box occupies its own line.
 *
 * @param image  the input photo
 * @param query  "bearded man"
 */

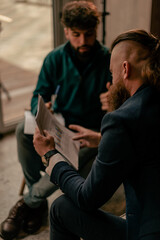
xmin=34 ymin=29 xmax=160 ymax=240
xmin=0 ymin=2 xmax=111 ymax=240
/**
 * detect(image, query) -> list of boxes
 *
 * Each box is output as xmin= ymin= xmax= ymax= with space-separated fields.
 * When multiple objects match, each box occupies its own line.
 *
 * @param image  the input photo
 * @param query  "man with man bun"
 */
xmin=34 ymin=29 xmax=160 ymax=240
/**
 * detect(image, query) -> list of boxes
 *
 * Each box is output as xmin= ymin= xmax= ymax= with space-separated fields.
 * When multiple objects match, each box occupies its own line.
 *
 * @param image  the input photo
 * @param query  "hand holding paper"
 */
xmin=34 ymin=95 xmax=80 ymax=170
xmin=33 ymin=128 xmax=55 ymax=157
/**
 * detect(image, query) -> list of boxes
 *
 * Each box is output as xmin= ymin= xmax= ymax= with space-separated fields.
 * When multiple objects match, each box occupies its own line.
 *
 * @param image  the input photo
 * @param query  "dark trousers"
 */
xmin=50 ymin=195 xmax=127 ymax=240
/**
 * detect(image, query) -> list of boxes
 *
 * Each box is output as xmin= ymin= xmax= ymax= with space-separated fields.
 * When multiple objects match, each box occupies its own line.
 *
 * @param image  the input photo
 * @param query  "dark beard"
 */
xmin=107 ymin=80 xmax=130 ymax=112
xmin=76 ymin=45 xmax=94 ymax=62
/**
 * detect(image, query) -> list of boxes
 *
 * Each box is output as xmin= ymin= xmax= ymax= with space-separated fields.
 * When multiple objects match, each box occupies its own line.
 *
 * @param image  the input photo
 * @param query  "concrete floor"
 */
xmin=0 ymin=0 xmax=125 ymax=239
xmin=0 ymin=131 xmax=63 ymax=240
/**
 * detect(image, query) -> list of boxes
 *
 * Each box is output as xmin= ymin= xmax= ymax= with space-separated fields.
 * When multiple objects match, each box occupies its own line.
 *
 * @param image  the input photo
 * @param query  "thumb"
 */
xmin=106 ymin=82 xmax=111 ymax=90
xmin=45 ymin=102 xmax=52 ymax=109
xmin=43 ymin=130 xmax=50 ymax=137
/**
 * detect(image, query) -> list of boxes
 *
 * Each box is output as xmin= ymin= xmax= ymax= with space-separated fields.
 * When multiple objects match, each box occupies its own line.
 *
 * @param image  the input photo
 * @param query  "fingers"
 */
xmin=100 ymin=92 xmax=109 ymax=108
xmin=101 ymin=104 xmax=109 ymax=111
xmin=45 ymin=101 xmax=54 ymax=113
xmin=69 ymin=124 xmax=85 ymax=133
xmin=45 ymin=101 xmax=52 ymax=110
xmin=106 ymin=81 xmax=111 ymax=90
xmin=33 ymin=128 xmax=55 ymax=156
xmin=33 ymin=128 xmax=49 ymax=143
xmin=43 ymin=129 xmax=50 ymax=137
xmin=33 ymin=127 xmax=41 ymax=142
xmin=72 ymin=133 xmax=85 ymax=140
xmin=35 ymin=127 xmax=40 ymax=134
xmin=100 ymin=82 xmax=111 ymax=111
xmin=100 ymin=91 xmax=108 ymax=101
xmin=69 ymin=125 xmax=89 ymax=142
xmin=43 ymin=130 xmax=55 ymax=146
xmin=79 ymin=140 xmax=87 ymax=148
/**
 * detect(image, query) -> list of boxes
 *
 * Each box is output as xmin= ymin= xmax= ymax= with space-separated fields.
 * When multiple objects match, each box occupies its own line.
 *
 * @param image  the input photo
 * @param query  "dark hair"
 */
xmin=111 ymin=29 xmax=160 ymax=90
xmin=61 ymin=1 xmax=100 ymax=29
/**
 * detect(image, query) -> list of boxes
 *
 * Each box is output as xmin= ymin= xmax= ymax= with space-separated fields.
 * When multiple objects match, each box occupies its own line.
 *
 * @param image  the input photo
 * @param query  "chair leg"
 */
xmin=19 ymin=176 xmax=26 ymax=196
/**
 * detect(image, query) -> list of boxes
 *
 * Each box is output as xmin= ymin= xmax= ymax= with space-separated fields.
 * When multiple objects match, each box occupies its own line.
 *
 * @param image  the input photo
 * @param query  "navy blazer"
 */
xmin=51 ymin=84 xmax=160 ymax=239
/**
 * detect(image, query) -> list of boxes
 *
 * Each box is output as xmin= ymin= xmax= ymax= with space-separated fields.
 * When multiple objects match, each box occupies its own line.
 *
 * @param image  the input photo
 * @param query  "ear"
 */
xmin=64 ymin=28 xmax=69 ymax=40
xmin=123 ymin=61 xmax=130 ymax=80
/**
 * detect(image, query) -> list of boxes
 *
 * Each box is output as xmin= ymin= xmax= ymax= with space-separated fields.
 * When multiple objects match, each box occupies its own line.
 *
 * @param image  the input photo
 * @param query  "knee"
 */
xmin=50 ymin=195 xmax=65 ymax=218
xmin=16 ymin=120 xmax=33 ymax=144
xmin=16 ymin=121 xmax=25 ymax=142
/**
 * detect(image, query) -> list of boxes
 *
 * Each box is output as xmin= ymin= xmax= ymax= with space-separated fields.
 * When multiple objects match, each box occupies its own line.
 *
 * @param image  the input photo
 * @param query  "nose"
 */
xmin=79 ymin=34 xmax=86 ymax=45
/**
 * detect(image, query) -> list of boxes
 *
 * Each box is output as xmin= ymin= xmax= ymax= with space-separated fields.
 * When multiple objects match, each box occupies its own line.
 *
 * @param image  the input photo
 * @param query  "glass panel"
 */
xmin=0 ymin=0 xmax=52 ymax=129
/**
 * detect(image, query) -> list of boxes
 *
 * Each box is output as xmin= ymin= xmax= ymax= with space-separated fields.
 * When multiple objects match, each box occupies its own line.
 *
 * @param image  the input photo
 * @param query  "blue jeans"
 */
xmin=16 ymin=121 xmax=98 ymax=208
xmin=50 ymin=195 xmax=127 ymax=240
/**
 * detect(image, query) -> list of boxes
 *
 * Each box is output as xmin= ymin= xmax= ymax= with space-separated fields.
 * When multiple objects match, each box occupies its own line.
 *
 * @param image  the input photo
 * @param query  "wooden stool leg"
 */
xmin=19 ymin=177 xmax=26 ymax=196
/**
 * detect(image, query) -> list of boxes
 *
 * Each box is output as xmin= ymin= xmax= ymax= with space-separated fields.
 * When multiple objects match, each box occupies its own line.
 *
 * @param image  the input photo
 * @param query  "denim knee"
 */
xmin=16 ymin=120 xmax=33 ymax=143
xmin=16 ymin=121 xmax=26 ymax=142
xmin=16 ymin=120 xmax=34 ymax=165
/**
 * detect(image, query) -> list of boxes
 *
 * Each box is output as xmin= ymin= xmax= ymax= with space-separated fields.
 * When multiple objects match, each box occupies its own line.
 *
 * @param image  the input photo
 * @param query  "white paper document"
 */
xmin=24 ymin=111 xmax=65 ymax=135
xmin=35 ymin=95 xmax=80 ymax=170
xmin=24 ymin=111 xmax=37 ymax=135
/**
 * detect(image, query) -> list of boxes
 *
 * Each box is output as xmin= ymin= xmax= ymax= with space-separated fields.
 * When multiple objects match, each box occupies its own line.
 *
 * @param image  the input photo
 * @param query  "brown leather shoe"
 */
xmin=23 ymin=200 xmax=48 ymax=234
xmin=0 ymin=198 xmax=30 ymax=240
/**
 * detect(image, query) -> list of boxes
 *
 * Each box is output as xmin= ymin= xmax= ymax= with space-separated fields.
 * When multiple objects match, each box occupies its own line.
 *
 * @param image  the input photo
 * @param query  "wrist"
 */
xmin=46 ymin=153 xmax=67 ymax=176
xmin=42 ymin=149 xmax=58 ymax=167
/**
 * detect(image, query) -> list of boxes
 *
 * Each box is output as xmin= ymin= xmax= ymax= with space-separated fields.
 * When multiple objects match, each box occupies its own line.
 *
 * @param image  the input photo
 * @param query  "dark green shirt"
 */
xmin=31 ymin=41 xmax=111 ymax=129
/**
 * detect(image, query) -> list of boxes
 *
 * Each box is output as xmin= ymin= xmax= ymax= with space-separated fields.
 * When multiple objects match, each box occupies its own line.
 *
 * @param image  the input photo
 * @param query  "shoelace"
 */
xmin=8 ymin=200 xmax=28 ymax=220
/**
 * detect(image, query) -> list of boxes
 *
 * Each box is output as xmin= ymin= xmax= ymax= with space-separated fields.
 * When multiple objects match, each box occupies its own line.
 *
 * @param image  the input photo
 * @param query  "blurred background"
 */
xmin=1 ymin=0 xmax=159 ymax=134
xmin=0 ymin=0 xmax=159 ymax=239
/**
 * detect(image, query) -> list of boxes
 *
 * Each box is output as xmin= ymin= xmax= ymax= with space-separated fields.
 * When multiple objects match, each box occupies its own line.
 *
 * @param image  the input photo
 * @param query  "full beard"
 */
xmin=76 ymin=45 xmax=93 ymax=61
xmin=107 ymin=80 xmax=130 ymax=112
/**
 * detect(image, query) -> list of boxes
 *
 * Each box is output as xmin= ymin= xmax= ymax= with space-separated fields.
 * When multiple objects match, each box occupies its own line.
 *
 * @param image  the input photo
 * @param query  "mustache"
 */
xmin=77 ymin=45 xmax=91 ymax=49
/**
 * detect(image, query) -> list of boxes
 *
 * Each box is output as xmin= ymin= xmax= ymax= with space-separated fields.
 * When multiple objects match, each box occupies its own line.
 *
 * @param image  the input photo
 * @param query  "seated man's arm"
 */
xmin=33 ymin=113 xmax=133 ymax=211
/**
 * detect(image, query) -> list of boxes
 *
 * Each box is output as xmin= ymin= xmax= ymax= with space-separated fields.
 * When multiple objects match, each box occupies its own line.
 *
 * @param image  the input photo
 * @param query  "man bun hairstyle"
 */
xmin=111 ymin=29 xmax=160 ymax=91
xmin=61 ymin=1 xmax=100 ymax=29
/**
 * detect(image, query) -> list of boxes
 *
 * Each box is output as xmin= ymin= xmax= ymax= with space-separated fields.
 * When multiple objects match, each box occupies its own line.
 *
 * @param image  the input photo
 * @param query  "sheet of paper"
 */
xmin=24 ymin=111 xmax=65 ymax=135
xmin=35 ymin=95 xmax=80 ymax=170
xmin=24 ymin=110 xmax=37 ymax=135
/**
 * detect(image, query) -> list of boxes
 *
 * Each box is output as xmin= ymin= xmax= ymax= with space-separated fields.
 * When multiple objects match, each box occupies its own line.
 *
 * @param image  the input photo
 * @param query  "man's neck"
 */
xmin=126 ymin=79 xmax=145 ymax=96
